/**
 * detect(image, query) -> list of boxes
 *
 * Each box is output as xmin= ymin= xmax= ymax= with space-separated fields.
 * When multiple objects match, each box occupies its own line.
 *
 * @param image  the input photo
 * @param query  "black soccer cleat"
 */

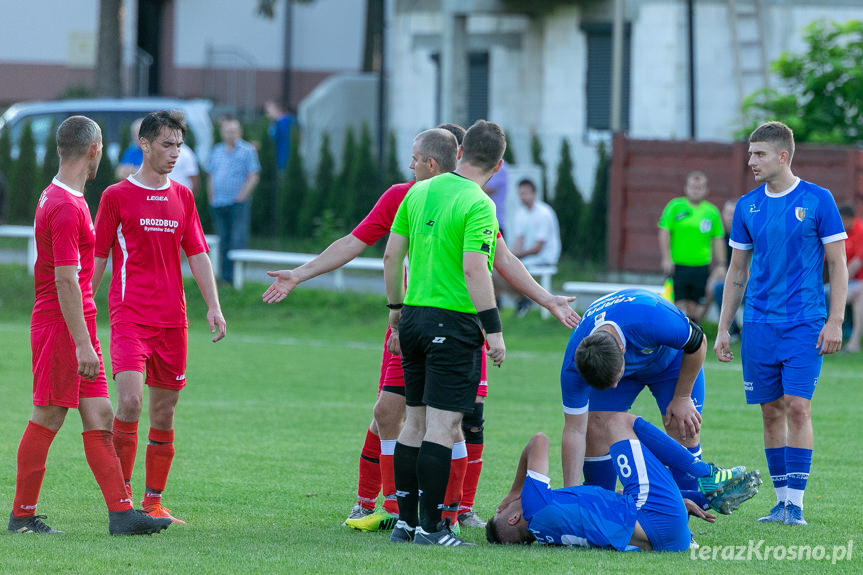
xmin=8 ymin=513 xmax=63 ymax=534
xmin=109 ymin=508 xmax=172 ymax=536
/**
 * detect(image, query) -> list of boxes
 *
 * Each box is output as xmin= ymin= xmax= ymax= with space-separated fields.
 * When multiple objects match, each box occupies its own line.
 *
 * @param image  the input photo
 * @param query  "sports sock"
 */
xmin=112 ymin=417 xmax=138 ymax=485
xmin=785 ymin=446 xmax=812 ymax=508
xmin=583 ymin=455 xmax=616 ymax=490
xmin=460 ymin=442 xmax=484 ymax=514
xmin=145 ymin=427 xmax=174 ymax=496
xmin=379 ymin=439 xmax=398 ymax=515
xmin=764 ymin=446 xmax=788 ymax=505
xmin=632 ymin=417 xmax=710 ymax=478
xmin=441 ymin=441 xmax=467 ymax=527
xmin=417 ymin=441 xmax=452 ymax=533
xmin=356 ymin=429 xmax=381 ymax=510
xmin=670 ymin=444 xmax=702 ymax=491
xmin=82 ymin=429 xmax=133 ymax=512
xmin=12 ymin=421 xmax=57 ymax=518
xmin=393 ymin=442 xmax=420 ymax=527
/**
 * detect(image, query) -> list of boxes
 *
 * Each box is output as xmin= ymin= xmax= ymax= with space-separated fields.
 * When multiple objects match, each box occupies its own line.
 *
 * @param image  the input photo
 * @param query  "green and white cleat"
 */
xmin=708 ymin=469 xmax=762 ymax=514
xmin=697 ymin=463 xmax=746 ymax=497
xmin=345 ymin=509 xmax=398 ymax=532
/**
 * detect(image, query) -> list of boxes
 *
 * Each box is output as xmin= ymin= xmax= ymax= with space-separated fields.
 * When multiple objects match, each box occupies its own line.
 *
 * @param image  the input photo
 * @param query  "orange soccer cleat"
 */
xmin=142 ymin=501 xmax=186 ymax=525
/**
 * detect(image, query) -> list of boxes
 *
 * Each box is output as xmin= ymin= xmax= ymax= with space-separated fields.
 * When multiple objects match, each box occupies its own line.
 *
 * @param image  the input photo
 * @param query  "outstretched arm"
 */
xmin=262 ymin=234 xmax=368 ymax=303
xmin=493 ymin=236 xmax=579 ymax=329
xmin=188 ymin=252 xmax=226 ymax=342
xmin=497 ymin=432 xmax=550 ymax=513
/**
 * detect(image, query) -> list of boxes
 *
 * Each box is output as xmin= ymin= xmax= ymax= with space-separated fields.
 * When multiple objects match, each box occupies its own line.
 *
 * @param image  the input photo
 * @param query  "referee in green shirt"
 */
xmin=658 ymin=171 xmax=725 ymax=321
xmin=383 ymin=121 xmax=506 ymax=546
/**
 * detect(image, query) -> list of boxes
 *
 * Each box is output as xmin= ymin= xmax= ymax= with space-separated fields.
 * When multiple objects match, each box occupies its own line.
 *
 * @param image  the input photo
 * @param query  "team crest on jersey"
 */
xmin=795 ymin=207 xmax=807 ymax=221
xmin=699 ymin=219 xmax=712 ymax=233
xmin=749 ymin=203 xmax=759 ymax=213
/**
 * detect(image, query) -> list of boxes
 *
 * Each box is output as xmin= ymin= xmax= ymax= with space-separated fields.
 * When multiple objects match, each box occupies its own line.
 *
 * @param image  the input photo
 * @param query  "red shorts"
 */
xmin=31 ymin=318 xmax=108 ymax=408
xmin=110 ymin=322 xmax=188 ymax=390
xmin=376 ymin=325 xmax=489 ymax=398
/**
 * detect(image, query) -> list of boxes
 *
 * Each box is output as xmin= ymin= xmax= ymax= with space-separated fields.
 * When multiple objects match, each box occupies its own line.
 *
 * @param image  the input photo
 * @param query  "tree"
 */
xmin=349 ymin=123 xmax=379 ymax=224
xmin=8 ymin=125 xmax=41 ymax=224
xmin=253 ymin=123 xmax=279 ymax=237
xmin=40 ymin=122 xmax=60 ymax=186
xmin=383 ymin=130 xmax=404 ymax=187
xmin=530 ymin=132 xmax=548 ymax=199
xmin=86 ymin=147 xmax=115 ymax=220
xmin=280 ymin=123 xmax=308 ymax=237
xmin=550 ymin=138 xmax=583 ymax=259
xmin=0 ymin=127 xmax=11 ymax=222
xmin=740 ymin=19 xmax=863 ymax=144
xmin=331 ymin=127 xmax=356 ymax=218
xmin=95 ymin=0 xmax=122 ymax=97
xmin=297 ymin=131 xmax=336 ymax=237
xmin=582 ymin=141 xmax=610 ymax=264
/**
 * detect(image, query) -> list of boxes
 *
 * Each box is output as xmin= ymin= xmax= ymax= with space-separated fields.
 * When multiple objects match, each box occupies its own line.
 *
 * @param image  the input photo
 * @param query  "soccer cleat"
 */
xmin=756 ymin=502 xmax=788 ymax=523
xmin=689 ymin=535 xmax=700 ymax=550
xmin=142 ymin=502 xmax=186 ymax=525
xmin=449 ymin=520 xmax=461 ymax=537
xmin=344 ymin=504 xmax=374 ymax=525
xmin=697 ymin=463 xmax=746 ymax=497
xmin=708 ymin=469 xmax=762 ymax=514
xmin=784 ymin=503 xmax=808 ymax=526
xmin=413 ymin=522 xmax=476 ymax=547
xmin=458 ymin=511 xmax=487 ymax=528
xmin=7 ymin=513 xmax=63 ymax=534
xmin=109 ymin=508 xmax=172 ymax=535
xmin=389 ymin=520 xmax=415 ymax=543
xmin=345 ymin=509 xmax=398 ymax=532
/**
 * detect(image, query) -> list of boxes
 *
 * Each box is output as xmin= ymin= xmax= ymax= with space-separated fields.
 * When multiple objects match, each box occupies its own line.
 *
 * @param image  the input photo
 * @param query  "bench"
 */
xmin=227 ymin=249 xmax=558 ymax=318
xmin=227 ymin=249 xmax=385 ymax=291
xmin=0 ymin=225 xmax=220 ymax=278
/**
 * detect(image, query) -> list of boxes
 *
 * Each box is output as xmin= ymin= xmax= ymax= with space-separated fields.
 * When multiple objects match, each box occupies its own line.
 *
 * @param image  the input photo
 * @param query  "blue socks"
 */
xmin=632 ymin=417 xmax=710 ymax=478
xmin=583 ymin=455 xmax=617 ymax=490
xmin=764 ymin=446 xmax=788 ymax=505
xmin=785 ymin=446 xmax=811 ymax=508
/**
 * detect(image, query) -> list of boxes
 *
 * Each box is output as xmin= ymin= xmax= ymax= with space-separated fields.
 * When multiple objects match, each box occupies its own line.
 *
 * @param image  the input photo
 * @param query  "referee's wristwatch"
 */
xmin=386 ymin=303 xmax=404 ymax=310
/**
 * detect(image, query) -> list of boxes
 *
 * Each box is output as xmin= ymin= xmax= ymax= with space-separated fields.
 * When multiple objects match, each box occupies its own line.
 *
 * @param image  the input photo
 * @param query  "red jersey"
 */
xmin=94 ymin=176 xmax=208 ymax=328
xmin=352 ymin=181 xmax=416 ymax=245
xmin=846 ymin=218 xmax=863 ymax=280
xmin=31 ymin=179 xmax=97 ymax=327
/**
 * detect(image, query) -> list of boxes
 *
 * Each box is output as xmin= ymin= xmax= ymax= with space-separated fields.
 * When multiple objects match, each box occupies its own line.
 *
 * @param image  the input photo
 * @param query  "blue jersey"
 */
xmin=560 ymin=289 xmax=694 ymax=413
xmin=730 ymin=178 xmax=846 ymax=323
xmin=522 ymin=471 xmax=638 ymax=550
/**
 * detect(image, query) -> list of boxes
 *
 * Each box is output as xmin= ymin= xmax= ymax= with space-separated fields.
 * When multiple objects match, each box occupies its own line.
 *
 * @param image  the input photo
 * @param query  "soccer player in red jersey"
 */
xmin=93 ymin=110 xmax=226 ymax=525
xmin=8 ymin=116 xmax=171 ymax=536
xmin=263 ymin=125 xmax=579 ymax=532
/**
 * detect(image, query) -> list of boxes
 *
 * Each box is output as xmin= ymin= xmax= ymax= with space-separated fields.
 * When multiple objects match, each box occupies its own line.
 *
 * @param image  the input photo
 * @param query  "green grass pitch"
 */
xmin=0 ymin=267 xmax=860 ymax=573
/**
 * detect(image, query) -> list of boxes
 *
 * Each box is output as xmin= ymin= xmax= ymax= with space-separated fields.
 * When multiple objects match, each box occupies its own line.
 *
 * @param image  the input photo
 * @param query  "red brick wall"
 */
xmin=608 ymin=134 xmax=863 ymax=272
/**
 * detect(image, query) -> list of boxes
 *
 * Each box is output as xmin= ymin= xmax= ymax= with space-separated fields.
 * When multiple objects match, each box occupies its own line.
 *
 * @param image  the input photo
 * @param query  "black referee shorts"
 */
xmin=673 ymin=264 xmax=710 ymax=304
xmin=398 ymin=305 xmax=484 ymax=414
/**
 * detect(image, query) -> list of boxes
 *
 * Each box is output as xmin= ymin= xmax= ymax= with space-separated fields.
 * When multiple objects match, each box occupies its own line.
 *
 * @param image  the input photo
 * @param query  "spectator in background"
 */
xmin=206 ymin=117 xmax=261 ymax=285
xmin=170 ymin=144 xmax=200 ymax=196
xmin=264 ymin=99 xmax=296 ymax=172
xmin=482 ymin=159 xmax=509 ymax=237
xmin=658 ymin=171 xmax=725 ymax=322
xmin=840 ymin=204 xmax=863 ymax=352
xmin=496 ymin=178 xmax=561 ymax=316
xmin=115 ymin=118 xmax=145 ymax=181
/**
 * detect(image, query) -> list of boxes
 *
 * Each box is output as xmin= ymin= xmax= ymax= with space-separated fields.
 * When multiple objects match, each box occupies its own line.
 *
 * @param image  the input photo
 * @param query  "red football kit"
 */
xmin=31 ymin=179 xmax=108 ymax=407
xmin=94 ymin=176 xmax=208 ymax=387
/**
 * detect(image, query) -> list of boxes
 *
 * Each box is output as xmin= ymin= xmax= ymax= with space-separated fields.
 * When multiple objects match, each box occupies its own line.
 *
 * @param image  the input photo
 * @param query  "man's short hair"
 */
xmin=461 ymin=120 xmax=506 ymax=172
xmin=839 ymin=204 xmax=855 ymax=219
xmin=485 ymin=514 xmax=532 ymax=545
xmin=56 ymin=116 xmax=100 ymax=159
xmin=416 ymin=128 xmax=458 ymax=172
xmin=436 ymin=123 xmax=466 ymax=146
xmin=574 ymin=331 xmax=624 ymax=390
xmin=749 ymin=121 xmax=795 ymax=163
xmin=517 ymin=178 xmax=536 ymax=192
xmin=686 ymin=170 xmax=707 ymax=183
xmin=140 ymin=109 xmax=187 ymax=143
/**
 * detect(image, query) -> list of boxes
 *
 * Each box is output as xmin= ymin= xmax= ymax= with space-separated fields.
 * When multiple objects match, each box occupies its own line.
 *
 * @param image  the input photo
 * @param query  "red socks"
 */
xmin=112 ymin=417 xmax=138 ymax=485
xmin=441 ymin=441 xmax=468 ymax=527
xmin=82 ymin=429 xmax=133 ymax=512
xmin=356 ymin=429 xmax=381 ymax=510
xmin=12 ymin=421 xmax=56 ymax=518
xmin=380 ymin=439 xmax=398 ymax=515
xmin=145 ymin=428 xmax=175 ymax=494
xmin=460 ymin=442 xmax=484 ymax=513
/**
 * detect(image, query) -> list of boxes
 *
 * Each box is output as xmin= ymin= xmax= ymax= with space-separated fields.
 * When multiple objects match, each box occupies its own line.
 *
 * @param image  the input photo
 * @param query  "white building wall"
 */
xmin=0 ymin=1 xmax=101 ymax=65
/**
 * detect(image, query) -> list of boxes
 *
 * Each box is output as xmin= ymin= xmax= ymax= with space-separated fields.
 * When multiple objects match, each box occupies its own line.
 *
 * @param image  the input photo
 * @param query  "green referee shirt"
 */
xmin=658 ymin=197 xmax=723 ymax=266
xmin=391 ymin=172 xmax=498 ymax=313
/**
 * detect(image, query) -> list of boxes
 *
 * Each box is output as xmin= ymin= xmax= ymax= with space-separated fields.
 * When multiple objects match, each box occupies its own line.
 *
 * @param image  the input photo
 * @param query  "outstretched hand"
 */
xmin=547 ymin=295 xmax=580 ymax=329
xmin=684 ymin=498 xmax=716 ymax=523
xmin=262 ymin=270 xmax=299 ymax=304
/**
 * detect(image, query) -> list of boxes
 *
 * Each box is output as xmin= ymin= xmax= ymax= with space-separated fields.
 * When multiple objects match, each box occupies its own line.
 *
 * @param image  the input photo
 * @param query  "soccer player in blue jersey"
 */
xmin=560 ymin=289 xmax=707 ymax=493
xmin=486 ymin=414 xmax=760 ymax=550
xmin=714 ymin=121 xmax=848 ymax=526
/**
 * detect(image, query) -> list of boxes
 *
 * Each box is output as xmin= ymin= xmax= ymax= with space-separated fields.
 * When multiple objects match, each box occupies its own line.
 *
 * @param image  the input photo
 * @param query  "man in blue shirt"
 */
xmin=714 ymin=121 xmax=848 ymax=526
xmin=560 ymin=289 xmax=706 ymax=493
xmin=486 ymin=414 xmax=760 ymax=550
xmin=206 ymin=117 xmax=261 ymax=284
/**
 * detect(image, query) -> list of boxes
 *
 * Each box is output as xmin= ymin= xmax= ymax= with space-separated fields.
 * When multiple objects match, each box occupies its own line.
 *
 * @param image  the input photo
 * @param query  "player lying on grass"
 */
xmin=486 ymin=413 xmax=761 ymax=551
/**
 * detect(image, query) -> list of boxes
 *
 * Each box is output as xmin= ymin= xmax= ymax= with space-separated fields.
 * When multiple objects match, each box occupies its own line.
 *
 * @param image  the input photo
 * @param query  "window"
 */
xmin=582 ymin=22 xmax=631 ymax=131
xmin=431 ymin=51 xmax=490 ymax=125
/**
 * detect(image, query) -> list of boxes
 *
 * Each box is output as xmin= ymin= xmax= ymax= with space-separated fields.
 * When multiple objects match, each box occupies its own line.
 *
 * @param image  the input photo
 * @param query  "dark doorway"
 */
xmin=137 ymin=0 xmax=167 ymax=95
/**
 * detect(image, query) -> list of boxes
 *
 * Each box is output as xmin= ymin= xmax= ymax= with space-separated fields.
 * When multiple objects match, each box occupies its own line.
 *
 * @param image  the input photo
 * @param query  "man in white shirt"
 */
xmin=169 ymin=144 xmax=200 ymax=195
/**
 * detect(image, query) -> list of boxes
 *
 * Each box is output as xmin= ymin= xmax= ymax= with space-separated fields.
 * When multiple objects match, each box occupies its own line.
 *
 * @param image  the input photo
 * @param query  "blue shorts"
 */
xmin=610 ymin=439 xmax=690 ymax=552
xmin=741 ymin=321 xmax=822 ymax=404
xmin=589 ymin=354 xmax=705 ymax=416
